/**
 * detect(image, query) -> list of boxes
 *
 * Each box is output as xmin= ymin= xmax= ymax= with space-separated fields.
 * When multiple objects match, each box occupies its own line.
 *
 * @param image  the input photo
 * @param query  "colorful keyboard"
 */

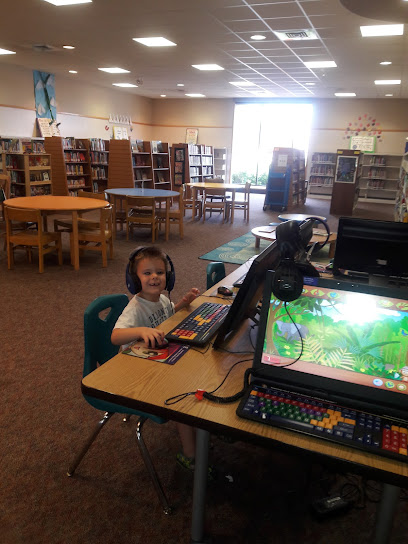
xmin=237 ymin=383 xmax=408 ymax=462
xmin=165 ymin=302 xmax=230 ymax=347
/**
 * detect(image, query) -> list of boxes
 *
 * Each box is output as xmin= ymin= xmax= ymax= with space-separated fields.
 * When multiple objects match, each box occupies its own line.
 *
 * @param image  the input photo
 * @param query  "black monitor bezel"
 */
xmin=252 ymin=271 xmax=408 ymax=420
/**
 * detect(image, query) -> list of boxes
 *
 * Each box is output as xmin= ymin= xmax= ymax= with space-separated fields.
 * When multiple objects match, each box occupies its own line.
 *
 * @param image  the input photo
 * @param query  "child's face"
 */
xmin=136 ymin=257 xmax=167 ymax=301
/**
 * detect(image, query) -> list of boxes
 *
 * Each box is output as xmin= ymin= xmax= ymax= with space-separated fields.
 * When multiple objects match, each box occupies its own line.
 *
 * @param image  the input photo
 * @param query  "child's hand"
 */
xmin=182 ymin=288 xmax=200 ymax=305
xmin=139 ymin=327 xmax=165 ymax=348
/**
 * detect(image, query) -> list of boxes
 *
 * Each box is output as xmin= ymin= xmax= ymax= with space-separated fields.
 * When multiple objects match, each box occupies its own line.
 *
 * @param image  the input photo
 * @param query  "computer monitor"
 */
xmin=333 ymin=217 xmax=408 ymax=279
xmin=213 ymin=241 xmax=280 ymax=349
xmin=252 ymin=271 xmax=408 ymax=419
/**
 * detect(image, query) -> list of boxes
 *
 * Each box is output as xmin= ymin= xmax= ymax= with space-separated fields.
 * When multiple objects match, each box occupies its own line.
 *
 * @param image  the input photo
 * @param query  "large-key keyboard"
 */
xmin=237 ymin=383 xmax=408 ymax=463
xmin=165 ymin=302 xmax=230 ymax=347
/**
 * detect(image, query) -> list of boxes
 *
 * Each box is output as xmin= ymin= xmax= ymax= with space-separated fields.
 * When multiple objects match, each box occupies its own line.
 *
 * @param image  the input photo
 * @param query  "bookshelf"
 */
xmin=132 ymin=140 xmax=153 ymax=189
xmin=89 ymin=138 xmax=109 ymax=193
xmin=107 ymin=139 xmax=134 ymax=189
xmin=214 ymin=147 xmax=228 ymax=181
xmin=264 ymin=147 xmax=306 ymax=211
xmin=170 ymin=143 xmax=214 ymax=187
xmin=2 ymin=138 xmax=52 ymax=197
xmin=151 ymin=140 xmax=171 ymax=190
xmin=330 ymin=149 xmax=362 ymax=216
xmin=307 ymin=152 xmax=337 ymax=199
xmin=359 ymin=153 xmax=402 ymax=203
xmin=395 ymin=154 xmax=408 ymax=222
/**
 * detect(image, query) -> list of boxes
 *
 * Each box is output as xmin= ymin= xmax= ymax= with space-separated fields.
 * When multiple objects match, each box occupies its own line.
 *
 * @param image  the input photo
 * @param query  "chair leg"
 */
xmin=135 ymin=416 xmax=172 ymax=515
xmin=67 ymin=411 xmax=114 ymax=476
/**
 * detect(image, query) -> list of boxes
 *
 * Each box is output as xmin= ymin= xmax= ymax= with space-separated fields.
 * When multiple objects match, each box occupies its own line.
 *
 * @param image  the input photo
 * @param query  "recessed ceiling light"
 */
xmin=305 ymin=82 xmax=315 ymax=86
xmin=250 ymin=35 xmax=266 ymax=40
xmin=335 ymin=92 xmax=356 ymax=97
xmin=63 ymin=45 xmax=75 ymax=49
xmin=380 ymin=61 xmax=392 ymax=65
xmin=303 ymin=60 xmax=337 ymax=68
xmin=133 ymin=37 xmax=176 ymax=47
xmin=0 ymin=48 xmax=16 ymax=55
xmin=68 ymin=70 xmax=77 ymax=74
xmin=160 ymin=94 xmax=167 ymax=97
xmin=360 ymin=24 xmax=404 ymax=37
xmin=177 ymin=83 xmax=184 ymax=87
xmin=185 ymin=93 xmax=206 ymax=97
xmin=374 ymin=80 xmax=401 ymax=85
xmin=192 ymin=64 xmax=224 ymax=71
xmin=229 ymin=81 xmax=256 ymax=87
xmin=385 ymin=94 xmax=393 ymax=97
xmin=112 ymin=83 xmax=138 ymax=87
xmin=274 ymin=29 xmax=318 ymax=41
xmin=98 ymin=67 xmax=130 ymax=74
xmin=43 ymin=0 xmax=92 ymax=5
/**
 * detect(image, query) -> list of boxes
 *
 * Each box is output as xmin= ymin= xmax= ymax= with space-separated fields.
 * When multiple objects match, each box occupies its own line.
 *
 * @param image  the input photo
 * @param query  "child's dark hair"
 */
xmin=130 ymin=246 xmax=169 ymax=278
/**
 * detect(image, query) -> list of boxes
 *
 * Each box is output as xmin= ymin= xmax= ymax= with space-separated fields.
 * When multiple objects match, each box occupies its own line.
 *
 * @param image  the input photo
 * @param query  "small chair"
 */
xmin=54 ymin=190 xmax=108 ymax=233
xmin=125 ymin=196 xmax=159 ymax=242
xmin=202 ymin=187 xmax=227 ymax=221
xmin=206 ymin=261 xmax=226 ymax=289
xmin=67 ymin=294 xmax=171 ymax=514
xmin=156 ymin=187 xmax=184 ymax=239
xmin=5 ymin=206 xmax=63 ymax=273
xmin=226 ymin=182 xmax=251 ymax=222
xmin=182 ymin=184 xmax=202 ymax=219
xmin=70 ymin=205 xmax=114 ymax=267
xmin=0 ymin=173 xmax=11 ymax=221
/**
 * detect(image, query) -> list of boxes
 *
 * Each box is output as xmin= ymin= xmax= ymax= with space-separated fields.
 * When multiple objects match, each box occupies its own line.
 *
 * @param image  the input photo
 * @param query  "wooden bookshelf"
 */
xmin=5 ymin=151 xmax=52 ymax=197
xmin=330 ymin=149 xmax=362 ymax=216
xmin=107 ymin=139 xmax=134 ymax=189
xmin=89 ymin=138 xmax=109 ymax=193
xmin=151 ymin=140 xmax=171 ymax=190
xmin=131 ymin=140 xmax=153 ymax=189
xmin=214 ymin=147 xmax=227 ymax=181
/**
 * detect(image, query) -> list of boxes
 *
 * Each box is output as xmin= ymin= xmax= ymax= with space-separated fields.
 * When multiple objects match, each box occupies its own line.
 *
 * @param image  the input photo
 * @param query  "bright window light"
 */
xmin=42 ymin=0 xmax=92 ymax=5
xmin=360 ymin=24 xmax=403 ymax=37
xmin=229 ymin=81 xmax=256 ymax=87
xmin=380 ymin=61 xmax=392 ymax=65
xmin=0 ymin=48 xmax=16 ymax=55
xmin=303 ymin=60 xmax=337 ymax=68
xmin=251 ymin=35 xmax=266 ymax=40
xmin=112 ymin=83 xmax=138 ymax=87
xmin=133 ymin=37 xmax=176 ymax=47
xmin=335 ymin=92 xmax=356 ymax=97
xmin=374 ymin=80 xmax=401 ymax=85
xmin=98 ymin=67 xmax=130 ymax=74
xmin=192 ymin=64 xmax=224 ymax=71
xmin=185 ymin=93 xmax=206 ymax=97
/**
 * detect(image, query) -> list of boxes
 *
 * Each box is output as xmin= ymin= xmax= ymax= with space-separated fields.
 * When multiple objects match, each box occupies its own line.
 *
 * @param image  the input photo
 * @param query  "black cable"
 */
xmin=270 ymin=301 xmax=304 ymax=368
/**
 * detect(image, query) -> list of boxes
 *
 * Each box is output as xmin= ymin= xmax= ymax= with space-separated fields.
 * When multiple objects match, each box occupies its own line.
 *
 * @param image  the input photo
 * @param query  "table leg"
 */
xmin=372 ymin=483 xmax=399 ymax=544
xmin=165 ymin=199 xmax=170 ymax=241
xmin=328 ymin=236 xmax=336 ymax=259
xmin=72 ymin=210 xmax=80 ymax=271
xmin=192 ymin=188 xmax=197 ymax=221
xmin=230 ymin=190 xmax=235 ymax=224
xmin=254 ymin=236 xmax=260 ymax=249
xmin=191 ymin=428 xmax=210 ymax=543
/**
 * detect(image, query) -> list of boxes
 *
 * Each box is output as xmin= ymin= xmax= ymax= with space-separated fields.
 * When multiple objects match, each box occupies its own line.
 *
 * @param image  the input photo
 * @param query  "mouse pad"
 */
xmin=123 ymin=341 xmax=189 ymax=365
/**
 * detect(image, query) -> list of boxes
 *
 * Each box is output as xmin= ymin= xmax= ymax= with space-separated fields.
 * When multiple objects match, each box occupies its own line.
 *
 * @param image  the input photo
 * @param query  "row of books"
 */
xmin=90 ymin=151 xmax=108 ymax=164
xmin=202 ymin=166 xmax=213 ymax=175
xmin=30 ymin=185 xmax=51 ymax=196
xmin=310 ymin=166 xmax=335 ymax=176
xmin=309 ymin=176 xmax=334 ymax=187
xmin=63 ymin=138 xmax=86 ymax=150
xmin=89 ymin=138 xmax=107 ymax=152
xmin=311 ymin=153 xmax=336 ymax=163
xmin=66 ymin=164 xmax=86 ymax=175
xmin=91 ymin=166 xmax=107 ymax=180
xmin=28 ymin=155 xmax=49 ymax=167
xmin=133 ymin=155 xmax=150 ymax=167
xmin=135 ymin=169 xmax=151 ymax=181
xmin=0 ymin=138 xmax=46 ymax=154
xmin=64 ymin=152 xmax=87 ymax=163
xmin=187 ymin=144 xmax=213 ymax=155
xmin=29 ymin=172 xmax=50 ymax=182
xmin=67 ymin=179 xmax=87 ymax=189
xmin=201 ymin=156 xmax=213 ymax=166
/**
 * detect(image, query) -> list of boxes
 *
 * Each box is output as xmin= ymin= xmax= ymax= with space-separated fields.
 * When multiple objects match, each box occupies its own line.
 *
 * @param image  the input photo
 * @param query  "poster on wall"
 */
xmin=349 ymin=135 xmax=376 ymax=153
xmin=36 ymin=118 xmax=60 ymax=137
xmin=33 ymin=70 xmax=57 ymax=120
xmin=185 ymin=128 xmax=198 ymax=145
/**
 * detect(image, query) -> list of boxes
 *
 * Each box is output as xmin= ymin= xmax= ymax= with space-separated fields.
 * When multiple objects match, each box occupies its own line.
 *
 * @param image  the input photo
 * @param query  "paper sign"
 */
xmin=277 ymin=154 xmax=288 ymax=168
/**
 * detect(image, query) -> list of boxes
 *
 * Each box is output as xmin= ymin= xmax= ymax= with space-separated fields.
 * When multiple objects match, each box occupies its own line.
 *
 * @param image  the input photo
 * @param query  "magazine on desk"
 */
xmin=123 ymin=341 xmax=189 ymax=365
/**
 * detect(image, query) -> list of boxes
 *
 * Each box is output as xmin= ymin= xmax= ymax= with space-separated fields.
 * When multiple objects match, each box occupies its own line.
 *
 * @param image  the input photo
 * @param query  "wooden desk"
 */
xmin=251 ymin=225 xmax=338 ymax=258
xmin=105 ymin=188 xmax=180 ymax=241
xmin=186 ymin=182 xmax=243 ymax=223
xmin=4 ymin=195 xmax=107 ymax=270
xmin=81 ymin=263 xmax=408 ymax=543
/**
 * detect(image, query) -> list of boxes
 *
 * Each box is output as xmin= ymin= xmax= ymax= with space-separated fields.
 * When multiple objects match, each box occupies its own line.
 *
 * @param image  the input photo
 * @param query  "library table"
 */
xmin=105 ymin=188 xmax=180 ymax=241
xmin=4 ymin=195 xmax=108 ymax=271
xmin=186 ymin=182 xmax=243 ymax=223
xmin=81 ymin=262 xmax=408 ymax=544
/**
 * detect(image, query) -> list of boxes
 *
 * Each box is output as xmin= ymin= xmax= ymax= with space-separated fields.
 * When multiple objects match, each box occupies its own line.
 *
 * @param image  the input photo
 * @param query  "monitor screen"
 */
xmin=213 ymin=241 xmax=280 ymax=349
xmin=252 ymin=272 xmax=408 ymax=419
xmin=333 ymin=217 xmax=408 ymax=279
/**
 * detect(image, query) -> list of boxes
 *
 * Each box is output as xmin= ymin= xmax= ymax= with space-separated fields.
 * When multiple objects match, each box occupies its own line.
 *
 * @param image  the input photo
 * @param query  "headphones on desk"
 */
xmin=126 ymin=246 xmax=176 ymax=295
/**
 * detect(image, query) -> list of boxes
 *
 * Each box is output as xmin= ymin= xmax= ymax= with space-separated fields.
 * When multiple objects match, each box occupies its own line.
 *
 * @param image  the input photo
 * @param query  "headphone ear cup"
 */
xmin=126 ymin=246 xmax=147 ymax=295
xmin=272 ymin=260 xmax=304 ymax=302
xmin=165 ymin=254 xmax=176 ymax=292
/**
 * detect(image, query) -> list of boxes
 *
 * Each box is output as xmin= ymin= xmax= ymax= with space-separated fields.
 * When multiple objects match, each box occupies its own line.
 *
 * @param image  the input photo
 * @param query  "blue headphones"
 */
xmin=126 ymin=247 xmax=176 ymax=295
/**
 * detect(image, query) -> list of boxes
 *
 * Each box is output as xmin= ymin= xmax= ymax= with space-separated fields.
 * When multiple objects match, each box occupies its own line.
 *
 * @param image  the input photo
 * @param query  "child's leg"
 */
xmin=176 ymin=422 xmax=196 ymax=458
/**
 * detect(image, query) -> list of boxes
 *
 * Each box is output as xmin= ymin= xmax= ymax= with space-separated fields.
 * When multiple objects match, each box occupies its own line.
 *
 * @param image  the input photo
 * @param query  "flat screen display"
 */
xmin=253 ymin=273 xmax=408 ymax=418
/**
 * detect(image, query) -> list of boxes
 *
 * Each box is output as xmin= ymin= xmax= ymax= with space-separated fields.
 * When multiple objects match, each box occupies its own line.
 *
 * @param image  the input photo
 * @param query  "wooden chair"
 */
xmin=226 ymin=182 xmax=251 ymax=222
xmin=182 ymin=184 xmax=202 ymax=218
xmin=156 ymin=188 xmax=184 ymax=239
xmin=54 ymin=190 xmax=108 ymax=233
xmin=69 ymin=205 xmax=114 ymax=268
xmin=202 ymin=187 xmax=227 ymax=221
xmin=0 ymin=173 xmax=11 ymax=221
xmin=5 ymin=206 xmax=63 ymax=273
xmin=125 ymin=196 xmax=159 ymax=243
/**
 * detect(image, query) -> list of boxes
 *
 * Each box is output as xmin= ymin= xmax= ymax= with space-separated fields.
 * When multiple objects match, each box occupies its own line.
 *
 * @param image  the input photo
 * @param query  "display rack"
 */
xmin=330 ymin=149 xmax=362 ymax=216
xmin=132 ymin=140 xmax=153 ymax=189
xmin=151 ymin=140 xmax=171 ymax=190
xmin=171 ymin=143 xmax=214 ymax=188
xmin=307 ymin=152 xmax=337 ymax=199
xmin=395 ymin=154 xmax=408 ymax=222
xmin=264 ymin=147 xmax=306 ymax=211
xmin=359 ymin=153 xmax=402 ymax=203
xmin=89 ymin=138 xmax=109 ymax=193
xmin=214 ymin=147 xmax=227 ymax=181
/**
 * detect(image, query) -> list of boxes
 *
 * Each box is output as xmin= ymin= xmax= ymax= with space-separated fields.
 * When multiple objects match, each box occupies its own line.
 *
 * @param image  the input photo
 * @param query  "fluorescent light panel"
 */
xmin=229 ymin=81 xmax=256 ymax=87
xmin=0 ymin=48 xmax=16 ymax=55
xmin=98 ymin=67 xmax=130 ymax=73
xmin=113 ymin=83 xmax=138 ymax=87
xmin=185 ymin=93 xmax=205 ymax=97
xmin=380 ymin=61 xmax=392 ymax=65
xmin=68 ymin=70 xmax=77 ymax=74
xmin=251 ymin=35 xmax=266 ymax=40
xmin=192 ymin=64 xmax=224 ymax=71
xmin=133 ymin=37 xmax=176 ymax=47
xmin=374 ymin=80 xmax=401 ymax=85
xmin=360 ymin=24 xmax=403 ymax=37
xmin=303 ymin=60 xmax=337 ymax=68
xmin=42 ymin=0 xmax=92 ymax=5
xmin=335 ymin=92 xmax=356 ymax=97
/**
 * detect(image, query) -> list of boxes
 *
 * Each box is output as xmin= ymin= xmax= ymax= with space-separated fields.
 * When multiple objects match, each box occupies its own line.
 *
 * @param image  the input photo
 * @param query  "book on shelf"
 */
xmin=135 ymin=169 xmax=142 ymax=180
xmin=157 ymin=141 xmax=163 ymax=153
xmin=42 ymin=171 xmax=50 ymax=181
xmin=156 ymin=157 xmax=163 ymax=169
xmin=157 ymin=172 xmax=165 ymax=183
xmin=141 ymin=172 xmax=148 ymax=180
xmin=136 ymin=139 xmax=144 ymax=152
xmin=151 ymin=141 xmax=159 ymax=154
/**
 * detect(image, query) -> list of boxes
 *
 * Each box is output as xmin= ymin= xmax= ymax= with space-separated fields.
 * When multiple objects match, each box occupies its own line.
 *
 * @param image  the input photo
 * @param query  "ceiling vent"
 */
xmin=274 ymin=29 xmax=318 ymax=41
xmin=32 ymin=44 xmax=57 ymax=52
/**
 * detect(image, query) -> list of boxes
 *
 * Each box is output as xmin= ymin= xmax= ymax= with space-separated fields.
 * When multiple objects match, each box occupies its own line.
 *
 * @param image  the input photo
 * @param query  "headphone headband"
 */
xmin=126 ymin=246 xmax=175 ymax=295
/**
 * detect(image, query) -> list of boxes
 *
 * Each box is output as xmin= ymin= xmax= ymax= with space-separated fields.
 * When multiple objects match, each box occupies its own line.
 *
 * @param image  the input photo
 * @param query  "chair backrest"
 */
xmin=0 ymin=173 xmax=11 ymax=201
xmin=208 ymin=177 xmax=224 ymax=184
xmin=78 ymin=189 xmax=107 ymax=201
xmin=206 ymin=261 xmax=226 ymax=289
xmin=83 ymin=294 xmax=129 ymax=377
xmin=126 ymin=196 xmax=156 ymax=214
xmin=244 ymin=182 xmax=251 ymax=201
xmin=204 ymin=187 xmax=226 ymax=198
xmin=5 ymin=206 xmax=41 ymax=229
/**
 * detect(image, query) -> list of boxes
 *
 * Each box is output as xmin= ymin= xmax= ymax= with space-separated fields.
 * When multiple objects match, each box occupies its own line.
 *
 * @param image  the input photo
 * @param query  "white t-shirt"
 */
xmin=114 ymin=294 xmax=175 ymax=348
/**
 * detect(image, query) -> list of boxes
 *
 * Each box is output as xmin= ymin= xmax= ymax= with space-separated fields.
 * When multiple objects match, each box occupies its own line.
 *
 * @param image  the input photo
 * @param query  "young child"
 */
xmin=111 ymin=246 xmax=200 ymax=468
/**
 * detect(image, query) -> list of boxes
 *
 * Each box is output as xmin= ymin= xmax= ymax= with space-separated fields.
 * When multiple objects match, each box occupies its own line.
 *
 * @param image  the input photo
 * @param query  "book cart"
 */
xmin=264 ymin=147 xmax=306 ymax=211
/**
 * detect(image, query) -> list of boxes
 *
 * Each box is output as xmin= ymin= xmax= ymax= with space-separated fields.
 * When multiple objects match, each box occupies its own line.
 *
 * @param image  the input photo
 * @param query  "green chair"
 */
xmin=67 ymin=294 xmax=171 ymax=514
xmin=206 ymin=261 xmax=226 ymax=289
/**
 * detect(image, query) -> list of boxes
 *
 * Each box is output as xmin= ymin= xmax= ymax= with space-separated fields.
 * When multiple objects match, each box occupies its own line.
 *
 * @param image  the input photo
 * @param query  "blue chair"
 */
xmin=67 ymin=294 xmax=171 ymax=514
xmin=206 ymin=261 xmax=226 ymax=289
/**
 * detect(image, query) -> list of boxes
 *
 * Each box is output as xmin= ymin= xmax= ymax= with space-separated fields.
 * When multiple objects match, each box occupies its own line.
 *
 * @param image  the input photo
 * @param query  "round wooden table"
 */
xmin=4 ymin=195 xmax=108 ymax=270
xmin=186 ymin=182 xmax=243 ymax=223
xmin=251 ymin=225 xmax=337 ymax=258
xmin=105 ymin=188 xmax=180 ymax=240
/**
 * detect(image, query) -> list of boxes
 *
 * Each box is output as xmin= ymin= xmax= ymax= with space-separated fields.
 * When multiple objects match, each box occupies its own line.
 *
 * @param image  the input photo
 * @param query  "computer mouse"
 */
xmin=154 ymin=338 xmax=169 ymax=349
xmin=217 ymin=286 xmax=233 ymax=297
